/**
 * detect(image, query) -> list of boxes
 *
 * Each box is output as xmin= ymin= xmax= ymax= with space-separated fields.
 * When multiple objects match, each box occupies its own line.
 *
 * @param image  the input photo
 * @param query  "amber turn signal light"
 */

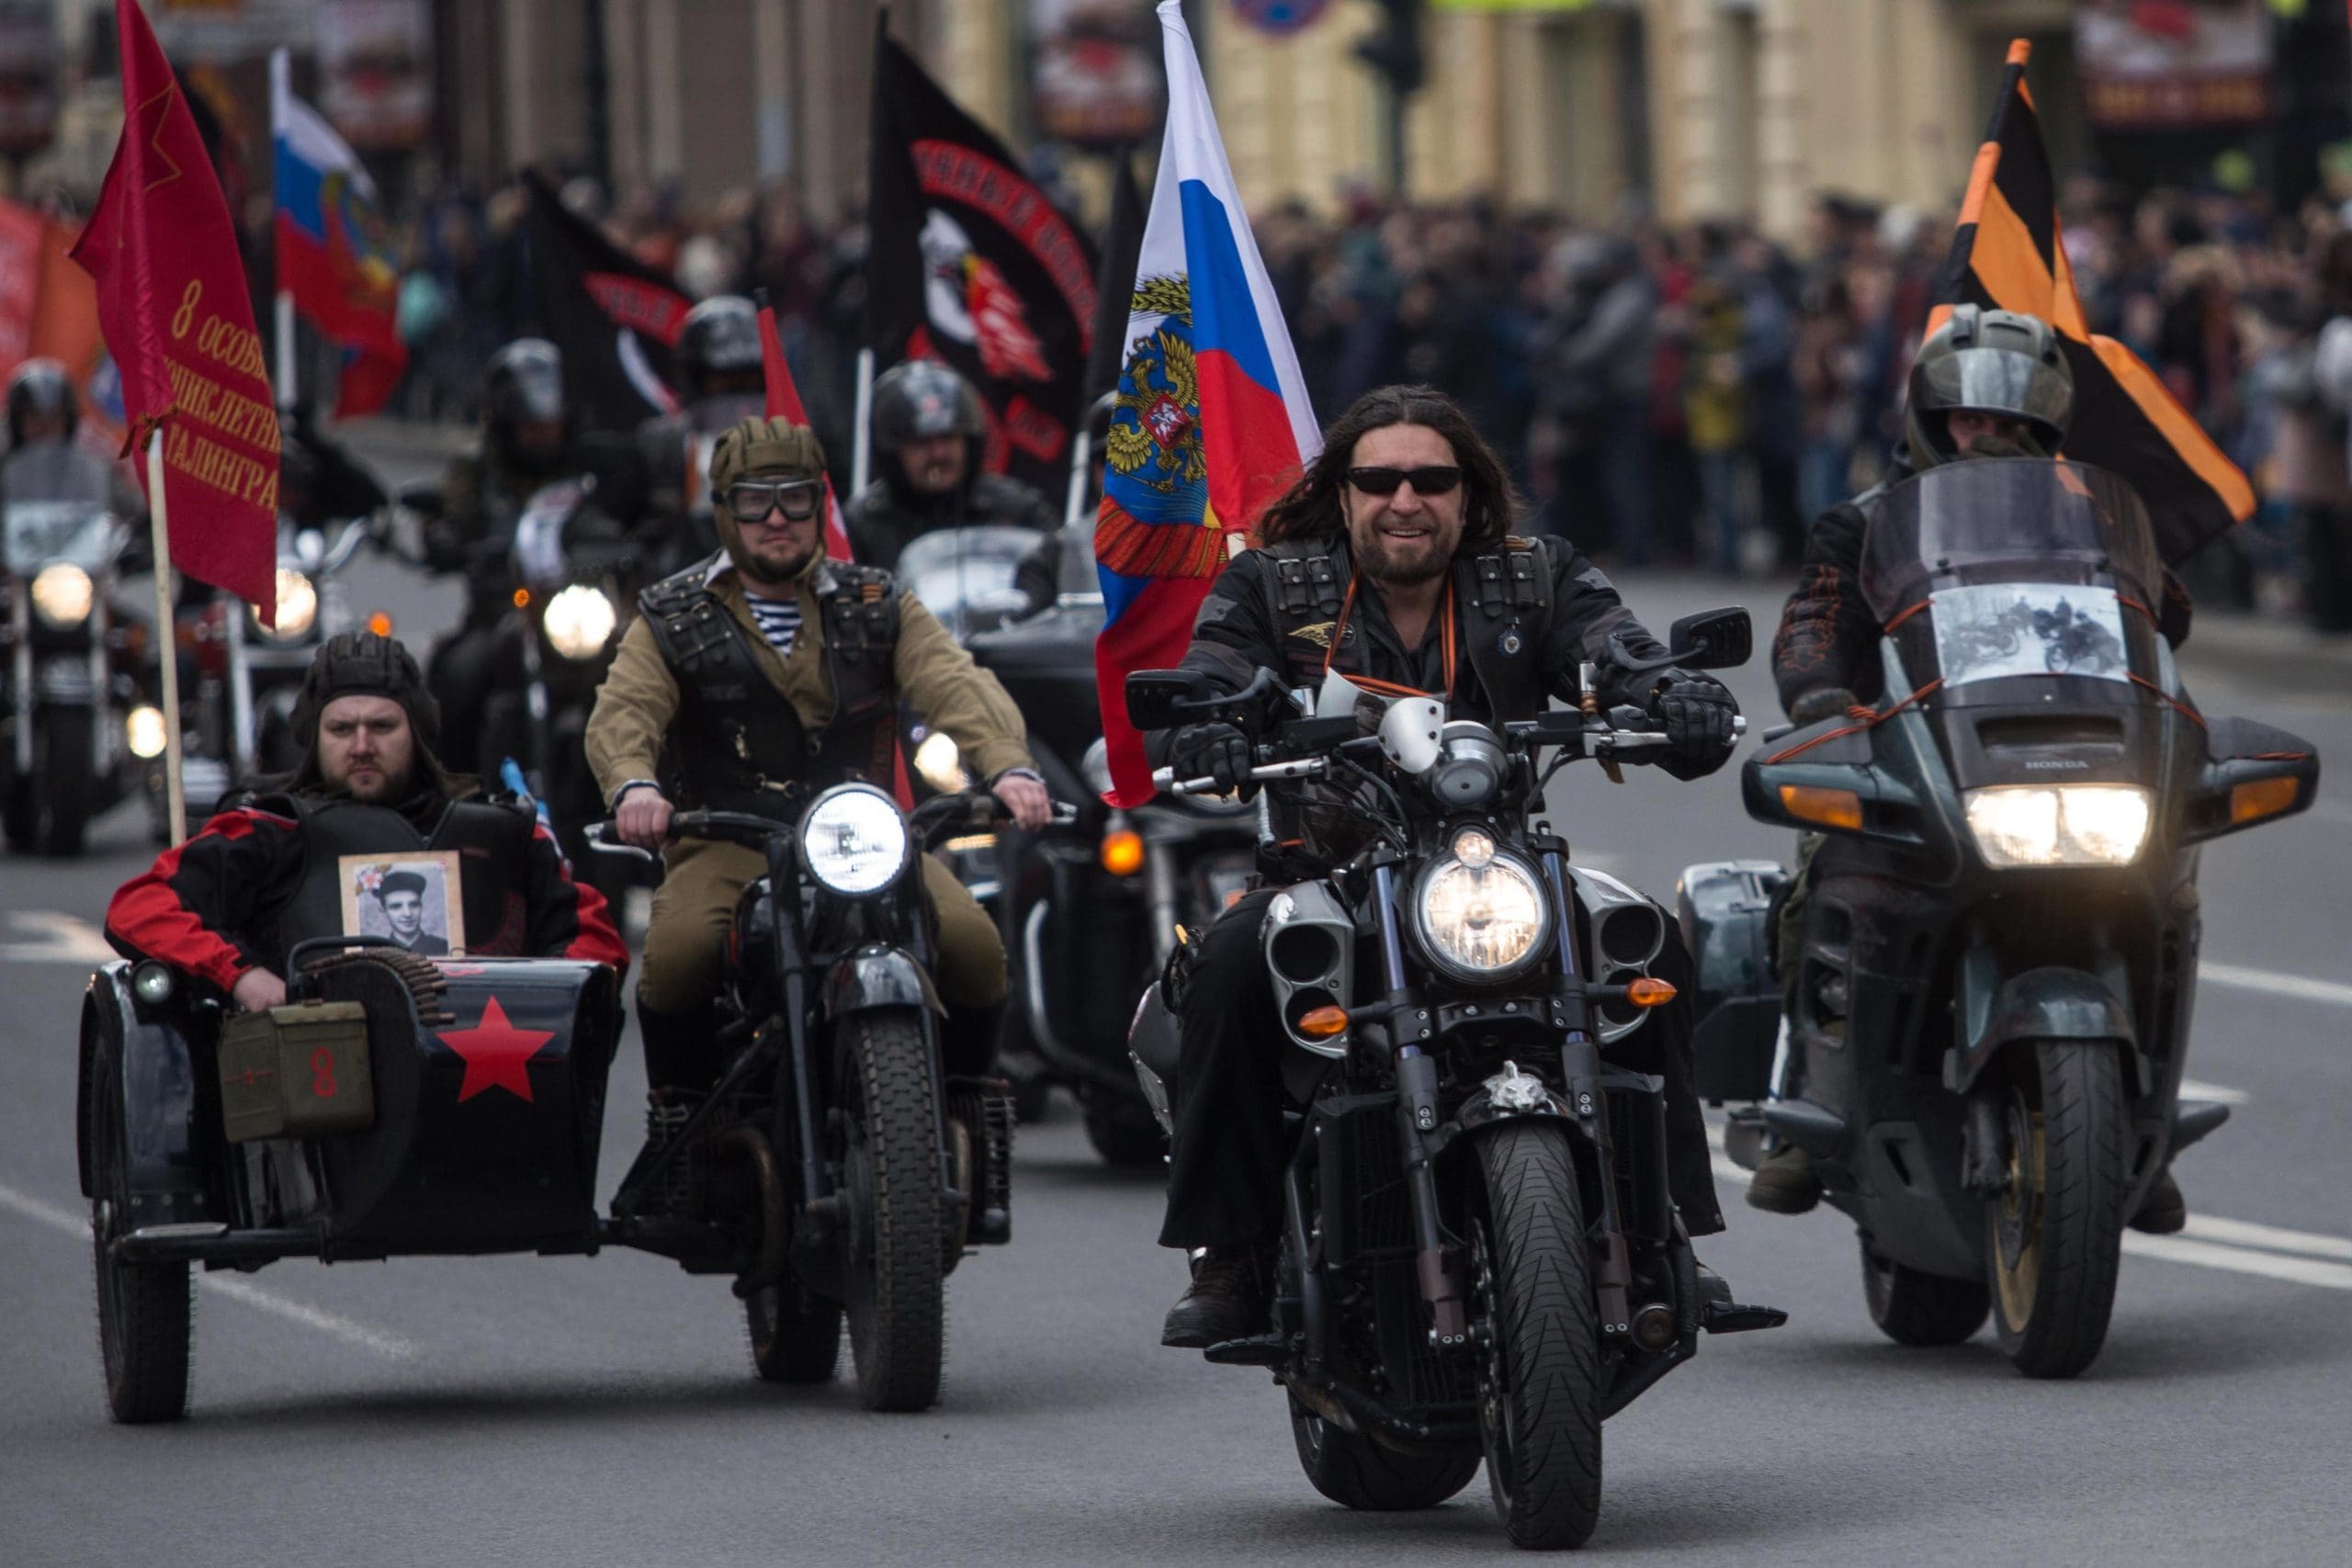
xmin=1297 ymin=1005 xmax=1350 ymax=1038
xmin=2229 ymin=775 xmax=2299 ymax=826
xmin=1100 ymin=829 xmax=1146 ymax=876
xmin=511 ymin=587 xmax=531 ymax=609
xmin=367 ymin=610 xmax=394 ymax=637
xmin=1625 ymin=977 xmax=1679 ymax=1009
xmin=1780 ymin=783 xmax=1863 ymax=832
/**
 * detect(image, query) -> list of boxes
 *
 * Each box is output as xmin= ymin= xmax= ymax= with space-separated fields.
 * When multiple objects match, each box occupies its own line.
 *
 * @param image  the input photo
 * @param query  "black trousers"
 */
xmin=1159 ymin=887 xmax=1727 ymax=1250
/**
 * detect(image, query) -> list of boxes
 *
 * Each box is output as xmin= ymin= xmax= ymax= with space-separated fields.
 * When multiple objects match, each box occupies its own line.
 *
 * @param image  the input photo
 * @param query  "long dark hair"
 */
xmin=1253 ymin=384 xmax=1522 ymax=551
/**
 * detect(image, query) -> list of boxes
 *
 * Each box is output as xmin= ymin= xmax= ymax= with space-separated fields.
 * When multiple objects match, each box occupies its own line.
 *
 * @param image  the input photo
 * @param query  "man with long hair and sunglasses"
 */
xmin=586 ymin=416 xmax=1051 ymax=1205
xmin=1153 ymin=383 xmax=1743 ymax=1348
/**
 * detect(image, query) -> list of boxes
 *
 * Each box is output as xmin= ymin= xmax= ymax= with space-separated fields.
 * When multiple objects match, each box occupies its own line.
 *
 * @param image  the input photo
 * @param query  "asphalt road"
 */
xmin=4 ymin=439 xmax=2349 ymax=1564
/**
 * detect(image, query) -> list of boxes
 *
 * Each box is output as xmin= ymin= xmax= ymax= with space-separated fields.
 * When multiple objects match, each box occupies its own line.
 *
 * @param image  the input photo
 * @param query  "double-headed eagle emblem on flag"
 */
xmin=1098 ymin=275 xmax=1226 ymax=581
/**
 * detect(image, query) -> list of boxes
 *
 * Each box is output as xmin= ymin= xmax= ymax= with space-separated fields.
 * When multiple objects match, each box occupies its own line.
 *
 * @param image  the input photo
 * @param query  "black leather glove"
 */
xmin=1170 ymin=722 xmax=1252 ymax=791
xmin=1647 ymin=670 xmax=1738 ymax=764
xmin=1788 ymin=685 xmax=1860 ymax=727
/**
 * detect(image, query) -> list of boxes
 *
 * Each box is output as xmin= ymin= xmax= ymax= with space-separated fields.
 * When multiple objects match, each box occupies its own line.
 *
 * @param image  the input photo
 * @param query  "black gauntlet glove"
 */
xmin=1170 ymin=722 xmax=1252 ymax=792
xmin=1647 ymin=670 xmax=1738 ymax=765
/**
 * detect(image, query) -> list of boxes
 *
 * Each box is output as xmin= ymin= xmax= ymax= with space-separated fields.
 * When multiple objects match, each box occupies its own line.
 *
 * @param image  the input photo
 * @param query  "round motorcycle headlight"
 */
xmin=125 ymin=705 xmax=167 ymax=760
xmin=799 ymin=784 xmax=911 ymax=896
xmin=255 ymin=569 xmax=318 ymax=641
xmin=542 ymin=583 xmax=618 ymax=660
xmin=30 ymin=562 xmax=93 ymax=627
xmin=912 ymin=729 xmax=968 ymax=794
xmin=1416 ymin=852 xmax=1549 ymax=978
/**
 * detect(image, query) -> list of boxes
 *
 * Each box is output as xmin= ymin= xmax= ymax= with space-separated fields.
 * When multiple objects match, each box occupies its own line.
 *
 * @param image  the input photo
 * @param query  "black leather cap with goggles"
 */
xmin=1346 ymin=465 xmax=1462 ymax=497
xmin=725 ymin=478 xmax=825 ymax=523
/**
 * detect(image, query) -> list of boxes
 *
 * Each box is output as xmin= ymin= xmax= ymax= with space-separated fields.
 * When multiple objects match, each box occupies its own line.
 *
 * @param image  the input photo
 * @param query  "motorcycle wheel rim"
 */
xmin=1992 ymin=1094 xmax=2046 ymax=1328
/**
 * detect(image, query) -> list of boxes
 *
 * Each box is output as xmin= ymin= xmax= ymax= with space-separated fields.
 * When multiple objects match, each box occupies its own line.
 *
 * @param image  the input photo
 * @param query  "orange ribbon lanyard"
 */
xmin=1323 ymin=571 xmax=1456 ymax=699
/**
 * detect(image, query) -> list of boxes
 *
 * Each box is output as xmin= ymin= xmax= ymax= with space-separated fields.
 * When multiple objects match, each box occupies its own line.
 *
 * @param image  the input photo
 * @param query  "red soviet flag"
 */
xmin=70 ymin=0 xmax=277 ymax=622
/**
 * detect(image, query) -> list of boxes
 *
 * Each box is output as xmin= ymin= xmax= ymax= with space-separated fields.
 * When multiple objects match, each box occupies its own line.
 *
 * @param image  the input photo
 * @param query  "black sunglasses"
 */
xmin=1346 ymin=465 xmax=1463 ymax=497
xmin=726 ymin=479 xmax=824 ymax=523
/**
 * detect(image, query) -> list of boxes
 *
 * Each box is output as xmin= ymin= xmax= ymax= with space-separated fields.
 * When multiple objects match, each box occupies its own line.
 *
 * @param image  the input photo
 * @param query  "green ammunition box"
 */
xmin=217 ymin=1000 xmax=376 ymax=1142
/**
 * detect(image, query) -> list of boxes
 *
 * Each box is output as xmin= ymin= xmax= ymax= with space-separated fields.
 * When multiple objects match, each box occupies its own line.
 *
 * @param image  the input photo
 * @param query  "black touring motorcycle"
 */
xmin=77 ymin=783 xmax=1018 ymax=1423
xmin=1686 ymin=460 xmax=2317 ymax=1379
xmin=1124 ymin=609 xmax=1782 ymax=1551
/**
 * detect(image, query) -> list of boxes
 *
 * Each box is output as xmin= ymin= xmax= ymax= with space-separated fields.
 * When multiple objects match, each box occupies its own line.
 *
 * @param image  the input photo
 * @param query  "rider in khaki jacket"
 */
xmin=585 ymin=415 xmax=1048 ymax=1198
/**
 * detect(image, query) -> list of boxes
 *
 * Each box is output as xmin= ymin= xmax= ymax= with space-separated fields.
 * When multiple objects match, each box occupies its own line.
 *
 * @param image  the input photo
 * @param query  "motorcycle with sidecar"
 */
xmin=77 ymin=784 xmax=1023 ymax=1422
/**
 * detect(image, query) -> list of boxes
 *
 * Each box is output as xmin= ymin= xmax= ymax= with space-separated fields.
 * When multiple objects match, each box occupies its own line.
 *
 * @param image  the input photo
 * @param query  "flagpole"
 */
xmin=145 ymin=429 xmax=186 ymax=847
xmin=269 ymin=48 xmax=295 ymax=416
xmin=851 ymin=347 xmax=875 ymax=496
xmin=1063 ymin=426 xmax=1091 ymax=531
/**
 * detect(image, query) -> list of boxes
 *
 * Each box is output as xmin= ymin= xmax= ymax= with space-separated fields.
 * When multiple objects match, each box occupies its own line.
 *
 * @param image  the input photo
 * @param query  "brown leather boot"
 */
xmin=1160 ymin=1246 xmax=1268 ymax=1348
xmin=1745 ymin=1143 xmax=1823 ymax=1214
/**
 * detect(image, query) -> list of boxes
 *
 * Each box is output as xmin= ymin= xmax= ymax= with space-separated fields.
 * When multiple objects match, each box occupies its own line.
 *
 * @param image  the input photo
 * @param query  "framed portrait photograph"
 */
xmin=338 ymin=851 xmax=465 ymax=957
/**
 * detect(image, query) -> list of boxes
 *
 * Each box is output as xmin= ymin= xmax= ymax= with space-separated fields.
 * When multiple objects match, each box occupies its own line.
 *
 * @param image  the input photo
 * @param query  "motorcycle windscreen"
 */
xmin=1857 ymin=459 xmax=2165 ymax=690
xmin=5 ymin=446 xmax=119 ymax=576
xmin=898 ymin=525 xmax=1042 ymax=639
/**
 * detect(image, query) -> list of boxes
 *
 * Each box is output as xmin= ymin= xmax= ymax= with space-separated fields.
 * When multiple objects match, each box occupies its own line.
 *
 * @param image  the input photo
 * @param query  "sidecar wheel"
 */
xmin=838 ymin=1009 xmax=948 ymax=1412
xmin=1289 ymin=1396 xmax=1481 ymax=1510
xmin=1473 ymin=1122 xmax=1603 ymax=1550
xmin=1860 ymin=1235 xmax=1989 ymax=1347
xmin=1987 ymin=1041 xmax=2127 ymax=1380
xmin=746 ymin=1280 xmax=843 ymax=1385
xmin=86 ymin=1057 xmax=192 ymax=1424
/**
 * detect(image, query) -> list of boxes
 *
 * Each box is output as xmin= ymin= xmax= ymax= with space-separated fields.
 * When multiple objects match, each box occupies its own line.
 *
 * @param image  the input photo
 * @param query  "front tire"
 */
xmin=1860 ymin=1235 xmax=1990 ymax=1347
xmin=1987 ymin=1041 xmax=2127 ymax=1379
xmin=1473 ymin=1122 xmax=1604 ymax=1550
xmin=747 ymin=1280 xmax=843 ymax=1385
xmin=1289 ymin=1395 xmax=1481 ymax=1511
xmin=34 ymin=707 xmax=94 ymax=856
xmin=86 ymin=1043 xmax=192 ymax=1423
xmin=838 ymin=1010 xmax=949 ymax=1412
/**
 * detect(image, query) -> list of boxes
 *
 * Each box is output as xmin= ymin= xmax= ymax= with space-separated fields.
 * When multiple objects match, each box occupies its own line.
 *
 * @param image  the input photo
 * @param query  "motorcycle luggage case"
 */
xmin=1677 ymin=859 xmax=1785 ymax=1102
xmin=255 ymin=955 xmax=620 ymax=1253
xmin=218 ymin=1000 xmax=375 ymax=1141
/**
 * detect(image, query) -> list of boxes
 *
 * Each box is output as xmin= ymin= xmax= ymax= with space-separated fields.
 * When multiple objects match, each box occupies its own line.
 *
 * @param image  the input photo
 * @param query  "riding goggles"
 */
xmin=725 ymin=478 xmax=825 ymax=523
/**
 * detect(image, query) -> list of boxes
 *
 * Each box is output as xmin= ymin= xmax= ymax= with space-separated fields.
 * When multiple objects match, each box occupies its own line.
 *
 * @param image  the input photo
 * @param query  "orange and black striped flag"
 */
xmin=1929 ymin=39 xmax=2253 ymax=564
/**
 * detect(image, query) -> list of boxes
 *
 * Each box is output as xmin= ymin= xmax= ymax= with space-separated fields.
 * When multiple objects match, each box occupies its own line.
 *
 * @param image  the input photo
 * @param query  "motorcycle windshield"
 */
xmin=898 ymin=525 xmax=1038 ymax=638
xmin=1859 ymin=460 xmax=2163 ymax=690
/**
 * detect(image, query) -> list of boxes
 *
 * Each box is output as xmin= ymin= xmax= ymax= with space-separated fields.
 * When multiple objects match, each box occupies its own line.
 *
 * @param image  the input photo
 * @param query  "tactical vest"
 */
xmin=638 ymin=553 xmax=902 ymax=817
xmin=253 ymin=793 xmax=540 ymax=971
xmin=1261 ymin=536 xmax=1555 ymax=721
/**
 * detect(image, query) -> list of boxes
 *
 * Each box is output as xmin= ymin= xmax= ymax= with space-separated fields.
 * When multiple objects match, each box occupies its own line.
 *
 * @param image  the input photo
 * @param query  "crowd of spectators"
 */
xmin=211 ymin=164 xmax=2352 ymax=631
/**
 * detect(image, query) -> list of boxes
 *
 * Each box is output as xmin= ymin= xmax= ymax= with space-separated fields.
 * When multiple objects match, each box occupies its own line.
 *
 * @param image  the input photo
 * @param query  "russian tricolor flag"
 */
xmin=1092 ymin=0 xmax=1319 ymax=807
xmin=271 ymin=51 xmax=406 ymax=419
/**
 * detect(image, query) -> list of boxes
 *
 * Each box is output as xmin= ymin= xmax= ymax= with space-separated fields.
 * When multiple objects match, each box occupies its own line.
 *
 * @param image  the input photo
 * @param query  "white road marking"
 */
xmin=2179 ymin=1213 xmax=2352 ymax=1263
xmin=0 ymin=1179 xmax=420 ymax=1360
xmin=2177 ymin=1077 xmax=2250 ymax=1107
xmin=2199 ymin=962 xmax=2352 ymax=1010
xmin=2120 ymin=1235 xmax=2352 ymax=1292
xmin=0 ymin=911 xmax=116 ymax=965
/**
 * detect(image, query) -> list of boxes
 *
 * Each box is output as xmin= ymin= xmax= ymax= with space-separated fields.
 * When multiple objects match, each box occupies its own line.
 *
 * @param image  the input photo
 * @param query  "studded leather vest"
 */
xmin=1260 ymin=536 xmax=1556 ymax=722
xmin=254 ymin=793 xmax=540 ymax=970
xmin=638 ymin=553 xmax=901 ymax=817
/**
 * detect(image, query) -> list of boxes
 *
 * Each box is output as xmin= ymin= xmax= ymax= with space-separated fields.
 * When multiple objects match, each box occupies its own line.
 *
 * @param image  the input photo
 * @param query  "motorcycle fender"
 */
xmin=1126 ymin=981 xmax=1178 ymax=1136
xmin=822 ymin=943 xmax=944 ymax=1021
xmin=1948 ymin=964 xmax=2134 ymax=1094
xmin=78 ymin=964 xmax=218 ymax=1225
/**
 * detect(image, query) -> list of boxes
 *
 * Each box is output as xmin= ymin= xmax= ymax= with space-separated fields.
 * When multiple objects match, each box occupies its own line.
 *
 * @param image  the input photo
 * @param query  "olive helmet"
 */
xmin=1905 ymin=305 xmax=2074 ymax=468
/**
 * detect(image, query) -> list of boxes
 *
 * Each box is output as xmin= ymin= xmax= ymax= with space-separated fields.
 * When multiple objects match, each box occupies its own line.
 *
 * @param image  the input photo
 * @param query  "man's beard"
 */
xmin=1358 ymin=531 xmax=1450 ymax=586
xmin=334 ymin=764 xmax=413 ymax=803
xmin=738 ymin=538 xmax=817 ymax=589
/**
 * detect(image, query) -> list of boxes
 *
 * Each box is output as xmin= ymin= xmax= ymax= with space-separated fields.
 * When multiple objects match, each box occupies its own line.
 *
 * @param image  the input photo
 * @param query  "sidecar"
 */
xmin=77 ymin=948 xmax=621 ymax=1423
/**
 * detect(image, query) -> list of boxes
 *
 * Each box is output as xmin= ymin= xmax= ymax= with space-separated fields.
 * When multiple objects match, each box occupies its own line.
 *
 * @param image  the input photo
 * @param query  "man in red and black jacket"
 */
xmin=107 ymin=632 xmax=626 ymax=1008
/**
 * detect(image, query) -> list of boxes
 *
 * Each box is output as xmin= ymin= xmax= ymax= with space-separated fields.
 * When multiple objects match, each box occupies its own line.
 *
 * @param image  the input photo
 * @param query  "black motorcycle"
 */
xmin=2 ymin=445 xmax=141 ymax=853
xmin=1123 ymin=607 xmax=1782 ymax=1551
xmin=1688 ymin=459 xmax=2317 ymax=1379
xmin=589 ymin=785 xmax=1025 ymax=1411
xmin=958 ymin=525 xmax=1258 ymax=1162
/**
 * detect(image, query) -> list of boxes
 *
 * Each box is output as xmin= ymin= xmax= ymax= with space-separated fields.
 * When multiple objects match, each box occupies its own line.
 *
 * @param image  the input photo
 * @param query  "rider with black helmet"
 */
xmin=2 ymin=358 xmax=145 ymax=522
xmin=633 ymin=296 xmax=770 ymax=573
xmin=1751 ymin=305 xmax=2195 ymax=1231
xmin=842 ymin=359 xmax=1057 ymax=571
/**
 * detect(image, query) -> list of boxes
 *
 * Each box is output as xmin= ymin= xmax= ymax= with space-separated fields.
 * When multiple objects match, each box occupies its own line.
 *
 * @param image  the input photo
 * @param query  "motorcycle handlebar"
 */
xmin=1153 ymin=713 xmax=1748 ymax=795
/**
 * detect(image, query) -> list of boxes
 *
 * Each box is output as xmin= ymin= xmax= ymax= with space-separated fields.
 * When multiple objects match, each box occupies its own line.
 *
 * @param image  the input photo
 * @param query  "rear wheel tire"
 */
xmin=1860 ymin=1235 xmax=1990 ymax=1347
xmin=838 ymin=1010 xmax=949 ymax=1412
xmin=1289 ymin=1395 xmax=1481 ymax=1511
xmin=747 ymin=1280 xmax=843 ymax=1385
xmin=86 ymin=1047 xmax=192 ymax=1424
xmin=1987 ymin=1041 xmax=2127 ymax=1380
xmin=1474 ymin=1122 xmax=1604 ymax=1550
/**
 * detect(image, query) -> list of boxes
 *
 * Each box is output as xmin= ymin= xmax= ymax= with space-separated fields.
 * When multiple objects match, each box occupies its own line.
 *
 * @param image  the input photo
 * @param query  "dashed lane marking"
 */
xmin=0 ymin=912 xmax=115 ymax=965
xmin=0 ymin=1179 xmax=421 ymax=1360
xmin=2199 ymin=962 xmax=2352 ymax=1010
xmin=2177 ymin=1077 xmax=2250 ymax=1106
